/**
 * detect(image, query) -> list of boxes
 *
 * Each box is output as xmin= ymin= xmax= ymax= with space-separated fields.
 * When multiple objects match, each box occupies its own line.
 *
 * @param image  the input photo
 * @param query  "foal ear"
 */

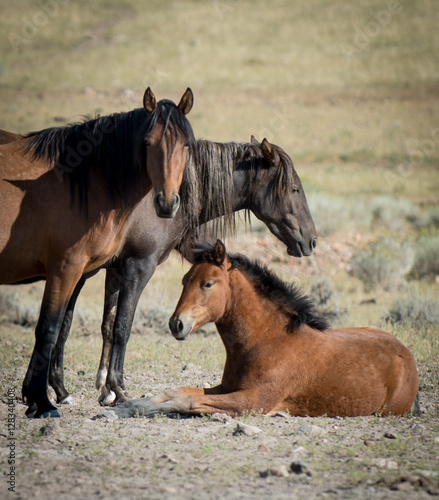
xmin=212 ymin=239 xmax=226 ymax=266
xmin=178 ymin=87 xmax=194 ymax=115
xmin=143 ymin=87 xmax=157 ymax=114
xmin=261 ymin=138 xmax=280 ymax=165
xmin=250 ymin=135 xmax=258 ymax=143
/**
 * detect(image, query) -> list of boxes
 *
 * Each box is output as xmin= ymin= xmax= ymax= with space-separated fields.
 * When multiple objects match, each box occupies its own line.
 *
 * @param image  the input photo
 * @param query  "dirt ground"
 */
xmin=1 ymin=323 xmax=438 ymax=500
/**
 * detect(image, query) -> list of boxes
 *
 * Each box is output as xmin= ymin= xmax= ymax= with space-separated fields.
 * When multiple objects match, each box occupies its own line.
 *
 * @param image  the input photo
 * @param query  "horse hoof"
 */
xmin=60 ymin=395 xmax=75 ymax=405
xmin=99 ymin=390 xmax=116 ymax=406
xmin=33 ymin=408 xmax=61 ymax=419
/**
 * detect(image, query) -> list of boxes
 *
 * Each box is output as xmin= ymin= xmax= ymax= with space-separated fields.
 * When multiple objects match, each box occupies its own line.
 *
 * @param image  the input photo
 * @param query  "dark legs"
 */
xmin=99 ymin=260 xmax=158 ymax=404
xmin=96 ymin=270 xmax=120 ymax=404
xmin=49 ymin=276 xmax=86 ymax=404
xmin=23 ymin=270 xmax=82 ymax=418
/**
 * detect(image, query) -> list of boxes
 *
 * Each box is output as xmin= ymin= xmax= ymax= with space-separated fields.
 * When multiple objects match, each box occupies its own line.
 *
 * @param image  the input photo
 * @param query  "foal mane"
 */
xmin=23 ymin=100 xmax=195 ymax=210
xmin=195 ymin=245 xmax=330 ymax=332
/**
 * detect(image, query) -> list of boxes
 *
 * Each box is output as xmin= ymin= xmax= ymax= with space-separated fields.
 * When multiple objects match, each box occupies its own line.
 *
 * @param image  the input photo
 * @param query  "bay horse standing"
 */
xmin=0 ymin=88 xmax=195 ymax=418
xmin=105 ymin=240 xmax=418 ymax=418
xmin=47 ymin=136 xmax=318 ymax=407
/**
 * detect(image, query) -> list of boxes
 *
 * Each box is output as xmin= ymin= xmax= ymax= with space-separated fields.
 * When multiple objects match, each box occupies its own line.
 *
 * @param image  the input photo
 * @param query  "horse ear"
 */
xmin=212 ymin=239 xmax=226 ymax=266
xmin=261 ymin=138 xmax=280 ymax=165
xmin=143 ymin=87 xmax=157 ymax=114
xmin=250 ymin=135 xmax=258 ymax=143
xmin=178 ymin=87 xmax=194 ymax=115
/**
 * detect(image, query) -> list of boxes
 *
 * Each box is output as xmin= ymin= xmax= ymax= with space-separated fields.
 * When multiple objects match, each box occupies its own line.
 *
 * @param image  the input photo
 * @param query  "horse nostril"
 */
xmin=173 ymin=193 xmax=180 ymax=207
xmin=311 ymin=237 xmax=317 ymax=250
xmin=155 ymin=192 xmax=164 ymax=207
xmin=170 ymin=317 xmax=183 ymax=334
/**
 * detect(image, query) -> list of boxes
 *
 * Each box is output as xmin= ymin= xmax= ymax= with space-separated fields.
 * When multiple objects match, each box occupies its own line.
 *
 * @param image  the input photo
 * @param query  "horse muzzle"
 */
xmin=154 ymin=192 xmax=180 ymax=218
xmin=288 ymin=237 xmax=317 ymax=257
xmin=169 ymin=315 xmax=194 ymax=341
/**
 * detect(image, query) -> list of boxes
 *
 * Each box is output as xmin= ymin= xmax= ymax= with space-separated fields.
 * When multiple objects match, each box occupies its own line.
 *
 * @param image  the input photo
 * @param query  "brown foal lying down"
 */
xmin=102 ymin=240 xmax=418 ymax=419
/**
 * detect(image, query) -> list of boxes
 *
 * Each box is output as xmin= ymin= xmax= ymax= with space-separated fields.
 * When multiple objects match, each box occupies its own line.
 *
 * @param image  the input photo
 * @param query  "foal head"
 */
xmin=141 ymin=87 xmax=195 ymax=218
xmin=169 ymin=240 xmax=230 ymax=340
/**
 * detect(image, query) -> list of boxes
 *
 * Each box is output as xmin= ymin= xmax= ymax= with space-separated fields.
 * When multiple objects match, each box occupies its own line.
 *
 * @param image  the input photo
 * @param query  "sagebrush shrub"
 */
xmin=350 ymin=237 xmax=414 ymax=291
xmin=384 ymin=288 xmax=439 ymax=327
xmin=409 ymin=234 xmax=439 ymax=279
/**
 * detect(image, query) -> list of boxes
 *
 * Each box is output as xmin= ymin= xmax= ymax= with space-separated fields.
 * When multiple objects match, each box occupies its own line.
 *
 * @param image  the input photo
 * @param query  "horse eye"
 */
xmin=202 ymin=282 xmax=214 ymax=289
xmin=292 ymin=185 xmax=300 ymax=193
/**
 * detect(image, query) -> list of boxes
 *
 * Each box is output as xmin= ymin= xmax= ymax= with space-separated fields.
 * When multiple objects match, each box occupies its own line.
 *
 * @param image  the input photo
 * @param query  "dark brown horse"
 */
xmin=45 ymin=136 xmax=318 ymax=407
xmin=104 ymin=240 xmax=418 ymax=418
xmin=0 ymin=88 xmax=195 ymax=418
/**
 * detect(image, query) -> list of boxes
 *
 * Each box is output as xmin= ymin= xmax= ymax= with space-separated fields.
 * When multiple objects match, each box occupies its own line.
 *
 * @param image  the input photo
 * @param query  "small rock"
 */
xmin=160 ymin=454 xmax=178 ymax=464
xmin=210 ymin=413 xmax=232 ymax=424
xmin=372 ymin=458 xmax=398 ymax=470
xmin=384 ymin=432 xmax=396 ymax=439
xmin=260 ymin=465 xmax=289 ymax=478
xmin=258 ymin=444 xmax=270 ymax=453
xmin=295 ymin=424 xmax=327 ymax=437
xmin=288 ymin=446 xmax=308 ymax=459
xmin=364 ymin=440 xmax=375 ymax=446
xmin=162 ymin=486 xmax=178 ymax=494
xmin=234 ymin=422 xmax=262 ymax=436
xmin=394 ymin=480 xmax=415 ymax=492
xmin=290 ymin=460 xmax=313 ymax=476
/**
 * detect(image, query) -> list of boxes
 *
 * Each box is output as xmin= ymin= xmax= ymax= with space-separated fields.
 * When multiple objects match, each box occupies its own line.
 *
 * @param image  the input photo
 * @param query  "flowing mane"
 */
xmin=194 ymin=245 xmax=330 ymax=332
xmin=23 ymin=101 xmax=196 ymax=209
xmin=180 ymin=139 xmax=298 ymax=237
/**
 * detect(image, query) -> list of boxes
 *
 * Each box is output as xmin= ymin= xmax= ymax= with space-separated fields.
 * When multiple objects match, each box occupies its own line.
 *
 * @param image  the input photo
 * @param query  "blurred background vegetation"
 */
xmin=0 ymin=0 xmax=438 ymax=387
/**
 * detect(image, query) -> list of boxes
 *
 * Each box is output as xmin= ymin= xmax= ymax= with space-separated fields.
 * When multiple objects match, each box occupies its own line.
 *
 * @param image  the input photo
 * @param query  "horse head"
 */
xmin=250 ymin=137 xmax=317 ymax=257
xmin=142 ymin=87 xmax=195 ymax=218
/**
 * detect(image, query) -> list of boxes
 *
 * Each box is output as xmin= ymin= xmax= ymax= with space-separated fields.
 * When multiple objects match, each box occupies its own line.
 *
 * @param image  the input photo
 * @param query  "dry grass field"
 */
xmin=0 ymin=1 xmax=438 ymax=498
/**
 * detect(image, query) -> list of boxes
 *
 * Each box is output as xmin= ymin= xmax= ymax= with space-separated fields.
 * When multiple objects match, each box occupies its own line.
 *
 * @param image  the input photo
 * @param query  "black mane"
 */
xmin=23 ymin=100 xmax=196 ymax=210
xmin=180 ymin=140 xmax=297 ymax=237
xmin=195 ymin=245 xmax=330 ymax=332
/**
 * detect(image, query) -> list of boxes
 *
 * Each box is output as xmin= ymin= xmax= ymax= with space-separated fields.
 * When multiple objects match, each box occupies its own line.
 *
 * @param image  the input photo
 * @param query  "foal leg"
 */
xmin=101 ymin=386 xmax=269 ymax=418
xmin=49 ymin=276 xmax=86 ymax=404
xmin=104 ymin=259 xmax=158 ymax=404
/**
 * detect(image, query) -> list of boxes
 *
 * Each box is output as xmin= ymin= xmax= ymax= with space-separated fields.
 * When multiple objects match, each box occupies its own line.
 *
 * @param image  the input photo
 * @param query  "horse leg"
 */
xmin=104 ymin=259 xmax=158 ymax=404
xmin=23 ymin=269 xmax=83 ymax=418
xmin=49 ymin=276 xmax=86 ymax=404
xmin=96 ymin=269 xmax=120 ymax=405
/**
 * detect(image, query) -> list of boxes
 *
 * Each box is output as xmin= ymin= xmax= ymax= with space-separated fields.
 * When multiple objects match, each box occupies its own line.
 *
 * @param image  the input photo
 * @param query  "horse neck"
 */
xmin=194 ymin=141 xmax=264 ymax=225
xmin=215 ymin=268 xmax=286 ymax=356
